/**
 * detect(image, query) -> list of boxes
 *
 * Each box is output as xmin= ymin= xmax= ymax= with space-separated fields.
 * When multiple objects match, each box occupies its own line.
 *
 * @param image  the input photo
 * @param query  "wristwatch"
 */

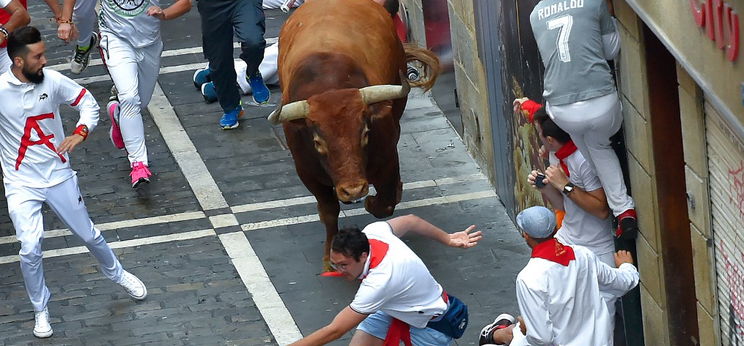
xmin=562 ymin=182 xmax=575 ymax=195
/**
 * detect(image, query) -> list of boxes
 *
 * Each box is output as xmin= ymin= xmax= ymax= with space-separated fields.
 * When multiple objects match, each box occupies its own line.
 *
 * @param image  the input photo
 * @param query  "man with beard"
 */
xmin=0 ymin=26 xmax=147 ymax=339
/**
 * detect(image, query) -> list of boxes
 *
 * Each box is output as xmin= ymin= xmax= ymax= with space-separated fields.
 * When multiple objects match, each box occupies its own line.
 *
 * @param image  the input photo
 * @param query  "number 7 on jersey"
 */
xmin=548 ymin=15 xmax=573 ymax=63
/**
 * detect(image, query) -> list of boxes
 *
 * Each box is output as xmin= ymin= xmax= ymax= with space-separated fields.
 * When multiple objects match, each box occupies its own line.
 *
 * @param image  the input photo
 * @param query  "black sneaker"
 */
xmin=70 ymin=34 xmax=98 ymax=74
xmin=479 ymin=313 xmax=515 ymax=345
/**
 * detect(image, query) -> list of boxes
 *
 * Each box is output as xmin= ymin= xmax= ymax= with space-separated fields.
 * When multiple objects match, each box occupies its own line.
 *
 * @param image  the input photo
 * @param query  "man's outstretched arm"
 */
xmin=387 ymin=214 xmax=481 ymax=248
xmin=290 ymin=306 xmax=367 ymax=346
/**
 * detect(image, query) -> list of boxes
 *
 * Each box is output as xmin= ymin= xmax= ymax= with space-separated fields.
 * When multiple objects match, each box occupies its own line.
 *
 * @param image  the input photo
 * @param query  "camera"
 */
xmin=534 ymin=173 xmax=546 ymax=188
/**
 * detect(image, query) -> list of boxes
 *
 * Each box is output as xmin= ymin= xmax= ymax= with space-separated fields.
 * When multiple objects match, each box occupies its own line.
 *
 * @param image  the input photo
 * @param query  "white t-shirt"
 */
xmin=0 ymin=70 xmax=99 ymax=188
xmin=349 ymin=222 xmax=447 ymax=328
xmin=0 ymin=0 xmax=10 ymax=8
xmin=516 ymin=242 xmax=639 ymax=346
xmin=99 ymin=0 xmax=161 ymax=48
xmin=549 ymin=150 xmax=615 ymax=255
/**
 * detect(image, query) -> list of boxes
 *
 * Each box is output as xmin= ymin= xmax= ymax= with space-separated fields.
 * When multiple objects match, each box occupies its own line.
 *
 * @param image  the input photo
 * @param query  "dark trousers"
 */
xmin=197 ymin=0 xmax=266 ymax=112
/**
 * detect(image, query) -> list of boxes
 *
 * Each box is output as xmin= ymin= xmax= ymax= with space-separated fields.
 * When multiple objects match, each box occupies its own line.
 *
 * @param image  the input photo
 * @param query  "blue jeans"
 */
xmin=357 ymin=311 xmax=453 ymax=345
xmin=197 ymin=0 xmax=266 ymax=112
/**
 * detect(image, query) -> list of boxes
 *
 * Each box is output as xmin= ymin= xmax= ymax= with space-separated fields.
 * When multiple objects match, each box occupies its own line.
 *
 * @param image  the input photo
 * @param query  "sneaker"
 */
xmin=130 ymin=162 xmax=151 ymax=188
xmin=193 ymin=68 xmax=211 ymax=89
xmin=220 ymin=104 xmax=244 ymax=130
xmin=33 ymin=307 xmax=53 ymax=338
xmin=201 ymin=82 xmax=218 ymax=103
xmin=70 ymin=34 xmax=98 ymax=75
xmin=107 ymin=86 xmax=125 ymax=150
xmin=615 ymin=209 xmax=639 ymax=240
xmin=479 ymin=313 xmax=515 ymax=345
xmin=247 ymin=71 xmax=270 ymax=104
xmin=117 ymin=270 xmax=147 ymax=300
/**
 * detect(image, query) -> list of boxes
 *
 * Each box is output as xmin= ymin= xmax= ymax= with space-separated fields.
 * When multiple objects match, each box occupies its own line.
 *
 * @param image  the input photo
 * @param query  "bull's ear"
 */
xmin=367 ymin=102 xmax=395 ymax=121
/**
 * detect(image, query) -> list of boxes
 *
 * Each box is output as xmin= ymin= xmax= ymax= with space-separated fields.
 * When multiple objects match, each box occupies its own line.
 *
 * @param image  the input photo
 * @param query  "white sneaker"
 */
xmin=33 ymin=307 xmax=53 ymax=338
xmin=117 ymin=270 xmax=147 ymax=300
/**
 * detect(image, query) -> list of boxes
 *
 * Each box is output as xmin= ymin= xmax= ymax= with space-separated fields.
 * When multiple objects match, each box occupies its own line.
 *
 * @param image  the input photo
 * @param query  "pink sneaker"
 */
xmin=130 ymin=162 xmax=151 ymax=188
xmin=107 ymin=101 xmax=125 ymax=150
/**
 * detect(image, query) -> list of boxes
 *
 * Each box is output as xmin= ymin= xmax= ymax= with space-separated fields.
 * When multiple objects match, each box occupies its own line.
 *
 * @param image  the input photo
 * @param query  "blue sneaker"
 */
xmin=193 ymin=68 xmax=211 ymax=89
xmin=220 ymin=104 xmax=244 ymax=130
xmin=247 ymin=72 xmax=270 ymax=104
xmin=201 ymin=82 xmax=218 ymax=103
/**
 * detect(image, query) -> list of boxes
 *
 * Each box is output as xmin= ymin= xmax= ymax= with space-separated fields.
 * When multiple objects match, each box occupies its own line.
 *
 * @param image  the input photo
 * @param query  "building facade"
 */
xmin=401 ymin=0 xmax=744 ymax=344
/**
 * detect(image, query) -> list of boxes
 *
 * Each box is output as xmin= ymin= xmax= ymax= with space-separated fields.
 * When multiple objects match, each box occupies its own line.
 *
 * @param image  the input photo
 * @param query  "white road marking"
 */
xmin=209 ymin=214 xmax=239 ymax=228
xmin=148 ymin=84 xmax=230 ymax=210
xmin=230 ymin=173 xmax=487 ymax=213
xmin=0 ymin=211 xmax=206 ymax=245
xmin=241 ymin=190 xmax=496 ymax=231
xmin=220 ymin=232 xmax=303 ymax=345
xmin=0 ymin=229 xmax=215 ymax=265
xmin=49 ymin=38 xmax=279 ymax=72
xmin=146 ymin=81 xmax=304 ymax=342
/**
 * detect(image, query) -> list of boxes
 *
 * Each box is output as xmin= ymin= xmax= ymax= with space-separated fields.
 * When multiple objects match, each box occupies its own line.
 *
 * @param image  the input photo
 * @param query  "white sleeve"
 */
xmin=595 ymin=258 xmax=639 ymax=299
xmin=349 ymin=272 xmax=390 ymax=314
xmin=576 ymin=158 xmax=602 ymax=192
xmin=0 ymin=0 xmax=11 ymax=8
xmin=53 ymin=71 xmax=100 ymax=132
xmin=516 ymin=278 xmax=553 ymax=345
xmin=602 ymin=17 xmax=621 ymax=60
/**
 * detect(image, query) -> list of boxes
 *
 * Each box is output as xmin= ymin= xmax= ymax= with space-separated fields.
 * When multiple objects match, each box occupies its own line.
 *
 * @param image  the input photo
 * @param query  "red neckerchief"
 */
xmin=531 ymin=239 xmax=576 ymax=266
xmin=360 ymin=239 xmax=389 ymax=279
xmin=554 ymin=140 xmax=577 ymax=177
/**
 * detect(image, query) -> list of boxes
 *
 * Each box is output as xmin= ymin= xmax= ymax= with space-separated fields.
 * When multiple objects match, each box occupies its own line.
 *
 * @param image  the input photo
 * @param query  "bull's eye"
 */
xmin=313 ymin=134 xmax=327 ymax=155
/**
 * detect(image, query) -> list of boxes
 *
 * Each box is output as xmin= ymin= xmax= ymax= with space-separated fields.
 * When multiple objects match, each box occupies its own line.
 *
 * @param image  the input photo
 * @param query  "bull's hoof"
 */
xmin=322 ymin=258 xmax=333 ymax=272
xmin=365 ymin=196 xmax=395 ymax=218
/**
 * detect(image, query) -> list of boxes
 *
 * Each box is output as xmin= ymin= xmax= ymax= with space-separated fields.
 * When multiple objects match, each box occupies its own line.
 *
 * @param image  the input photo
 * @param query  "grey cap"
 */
xmin=516 ymin=206 xmax=556 ymax=239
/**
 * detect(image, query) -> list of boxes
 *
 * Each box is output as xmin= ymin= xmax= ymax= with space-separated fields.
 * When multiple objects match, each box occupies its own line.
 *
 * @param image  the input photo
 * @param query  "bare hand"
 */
xmin=517 ymin=316 xmax=527 ymax=335
xmin=615 ymin=250 xmax=634 ymax=267
xmin=527 ymin=170 xmax=543 ymax=188
xmin=57 ymin=134 xmax=84 ymax=155
xmin=538 ymin=144 xmax=548 ymax=159
xmin=513 ymin=97 xmax=528 ymax=113
xmin=544 ymin=165 xmax=569 ymax=191
xmin=448 ymin=225 xmax=481 ymax=248
xmin=147 ymin=6 xmax=166 ymax=20
xmin=57 ymin=22 xmax=77 ymax=43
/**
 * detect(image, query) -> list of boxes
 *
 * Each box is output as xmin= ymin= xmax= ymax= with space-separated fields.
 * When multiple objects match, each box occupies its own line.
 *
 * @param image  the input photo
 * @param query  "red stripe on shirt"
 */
xmin=70 ymin=89 xmax=87 ymax=106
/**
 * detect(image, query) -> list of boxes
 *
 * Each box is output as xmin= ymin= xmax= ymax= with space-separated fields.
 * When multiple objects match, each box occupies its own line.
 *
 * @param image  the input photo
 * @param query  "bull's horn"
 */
xmin=267 ymin=100 xmax=310 ymax=124
xmin=359 ymin=76 xmax=411 ymax=105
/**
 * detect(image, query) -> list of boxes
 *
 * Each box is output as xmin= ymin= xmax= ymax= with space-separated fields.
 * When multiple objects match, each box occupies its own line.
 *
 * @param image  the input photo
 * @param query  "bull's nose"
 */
xmin=337 ymin=182 xmax=369 ymax=202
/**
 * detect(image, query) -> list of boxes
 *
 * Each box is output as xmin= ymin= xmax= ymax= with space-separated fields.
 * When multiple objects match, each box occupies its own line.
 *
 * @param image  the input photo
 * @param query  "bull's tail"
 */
xmin=404 ymin=43 xmax=440 ymax=91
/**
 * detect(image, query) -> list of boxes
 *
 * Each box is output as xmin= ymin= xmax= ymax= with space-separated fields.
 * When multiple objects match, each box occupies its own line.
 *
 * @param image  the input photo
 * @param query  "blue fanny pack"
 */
xmin=427 ymin=294 xmax=468 ymax=339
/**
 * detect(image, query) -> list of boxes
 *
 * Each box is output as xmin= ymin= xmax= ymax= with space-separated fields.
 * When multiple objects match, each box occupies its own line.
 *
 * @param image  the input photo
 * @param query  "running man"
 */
xmin=99 ymin=0 xmax=191 ymax=187
xmin=55 ymin=0 xmax=99 ymax=74
xmin=0 ymin=26 xmax=147 ymax=339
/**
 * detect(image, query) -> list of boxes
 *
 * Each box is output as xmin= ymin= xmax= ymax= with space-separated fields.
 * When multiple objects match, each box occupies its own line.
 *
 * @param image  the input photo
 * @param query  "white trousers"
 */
xmin=546 ymin=92 xmax=635 ymax=216
xmin=7 ymin=176 xmax=123 ymax=312
xmin=101 ymin=32 xmax=163 ymax=166
xmin=0 ymin=47 xmax=11 ymax=74
xmin=73 ymin=0 xmax=97 ymax=46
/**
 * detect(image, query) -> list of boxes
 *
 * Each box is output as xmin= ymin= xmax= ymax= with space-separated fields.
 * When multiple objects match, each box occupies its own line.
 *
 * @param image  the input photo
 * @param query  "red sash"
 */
xmin=383 ymin=291 xmax=449 ymax=345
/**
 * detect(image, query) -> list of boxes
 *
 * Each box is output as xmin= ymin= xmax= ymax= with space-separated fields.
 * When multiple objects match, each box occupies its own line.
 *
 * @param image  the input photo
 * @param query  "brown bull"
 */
xmin=268 ymin=0 xmax=439 ymax=271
